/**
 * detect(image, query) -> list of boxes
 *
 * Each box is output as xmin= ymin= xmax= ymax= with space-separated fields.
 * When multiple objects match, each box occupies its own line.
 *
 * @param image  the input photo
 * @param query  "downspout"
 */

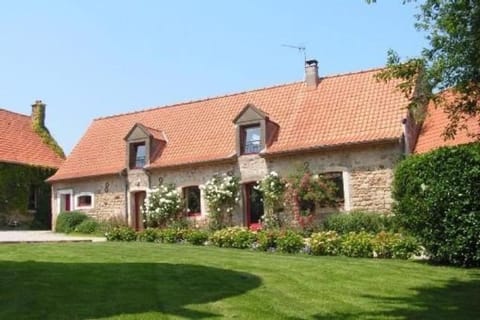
xmin=119 ymin=169 xmax=129 ymax=224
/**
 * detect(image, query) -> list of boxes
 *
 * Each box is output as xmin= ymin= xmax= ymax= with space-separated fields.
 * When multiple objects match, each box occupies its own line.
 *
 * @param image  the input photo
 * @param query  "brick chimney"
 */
xmin=31 ymin=100 xmax=46 ymax=129
xmin=305 ymin=59 xmax=319 ymax=87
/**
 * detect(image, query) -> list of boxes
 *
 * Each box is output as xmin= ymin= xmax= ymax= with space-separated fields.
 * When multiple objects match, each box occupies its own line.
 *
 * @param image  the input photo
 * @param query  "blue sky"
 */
xmin=0 ymin=1 xmax=426 ymax=154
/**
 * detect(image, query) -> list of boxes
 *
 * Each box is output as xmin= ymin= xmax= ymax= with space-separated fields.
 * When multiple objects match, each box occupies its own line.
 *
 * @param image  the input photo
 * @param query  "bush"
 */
xmin=105 ymin=226 xmax=137 ymax=241
xmin=209 ymin=227 xmax=256 ymax=249
xmin=309 ymin=231 xmax=341 ymax=256
xmin=393 ymin=143 xmax=480 ymax=266
xmin=340 ymin=231 xmax=374 ymax=258
xmin=56 ymin=211 xmax=88 ymax=233
xmin=256 ymin=230 xmax=280 ymax=251
xmin=372 ymin=231 xmax=420 ymax=259
xmin=74 ymin=219 xmax=100 ymax=234
xmin=159 ymin=228 xmax=186 ymax=243
xmin=322 ymin=211 xmax=397 ymax=234
xmin=276 ymin=230 xmax=305 ymax=254
xmin=185 ymin=229 xmax=209 ymax=245
xmin=143 ymin=184 xmax=183 ymax=228
xmin=137 ymin=228 xmax=161 ymax=242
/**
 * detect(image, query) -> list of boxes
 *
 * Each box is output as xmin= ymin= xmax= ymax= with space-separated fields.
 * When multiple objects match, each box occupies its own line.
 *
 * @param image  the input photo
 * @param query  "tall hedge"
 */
xmin=393 ymin=143 xmax=480 ymax=267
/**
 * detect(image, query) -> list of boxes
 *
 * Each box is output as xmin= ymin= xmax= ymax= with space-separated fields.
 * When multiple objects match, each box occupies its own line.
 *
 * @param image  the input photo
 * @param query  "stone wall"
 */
xmin=51 ymin=142 xmax=402 ymax=229
xmin=51 ymin=176 xmax=126 ymax=229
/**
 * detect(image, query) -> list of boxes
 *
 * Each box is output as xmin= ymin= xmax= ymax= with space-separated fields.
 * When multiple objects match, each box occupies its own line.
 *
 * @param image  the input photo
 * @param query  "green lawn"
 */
xmin=0 ymin=243 xmax=479 ymax=319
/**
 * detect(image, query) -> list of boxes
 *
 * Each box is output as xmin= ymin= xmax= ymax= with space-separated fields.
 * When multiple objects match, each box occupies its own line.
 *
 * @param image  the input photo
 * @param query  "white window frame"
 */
xmin=56 ymin=189 xmax=73 ymax=214
xmin=74 ymin=192 xmax=95 ymax=210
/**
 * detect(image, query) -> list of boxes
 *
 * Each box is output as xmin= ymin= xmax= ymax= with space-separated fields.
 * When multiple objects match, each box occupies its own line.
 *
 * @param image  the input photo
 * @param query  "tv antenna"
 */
xmin=281 ymin=44 xmax=306 ymax=62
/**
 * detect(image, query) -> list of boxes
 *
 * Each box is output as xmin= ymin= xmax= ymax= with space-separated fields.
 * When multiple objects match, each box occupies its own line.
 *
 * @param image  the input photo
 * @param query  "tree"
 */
xmin=368 ymin=0 xmax=480 ymax=139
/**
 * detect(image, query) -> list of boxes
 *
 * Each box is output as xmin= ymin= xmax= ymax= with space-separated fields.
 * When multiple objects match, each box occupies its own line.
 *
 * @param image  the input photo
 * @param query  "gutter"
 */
xmin=145 ymin=154 xmax=237 ymax=170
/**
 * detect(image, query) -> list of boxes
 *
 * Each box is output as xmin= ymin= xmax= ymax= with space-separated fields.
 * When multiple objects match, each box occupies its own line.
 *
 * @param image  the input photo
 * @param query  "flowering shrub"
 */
xmin=202 ymin=173 xmax=240 ymax=230
xmin=105 ymin=226 xmax=137 ymax=242
xmin=372 ymin=231 xmax=420 ymax=259
xmin=159 ymin=227 xmax=186 ymax=243
xmin=284 ymin=168 xmax=337 ymax=231
xmin=340 ymin=231 xmax=375 ymax=258
xmin=256 ymin=230 xmax=280 ymax=251
xmin=184 ymin=229 xmax=209 ymax=246
xmin=256 ymin=171 xmax=286 ymax=229
xmin=143 ymin=184 xmax=183 ymax=228
xmin=137 ymin=228 xmax=161 ymax=242
xmin=276 ymin=230 xmax=305 ymax=254
xmin=309 ymin=231 xmax=341 ymax=256
xmin=209 ymin=227 xmax=256 ymax=249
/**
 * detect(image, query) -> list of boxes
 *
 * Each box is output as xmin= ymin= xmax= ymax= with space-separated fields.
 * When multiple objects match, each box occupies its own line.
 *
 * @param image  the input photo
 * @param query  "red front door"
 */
xmin=64 ymin=194 xmax=71 ymax=211
xmin=133 ymin=191 xmax=146 ymax=231
xmin=244 ymin=182 xmax=264 ymax=229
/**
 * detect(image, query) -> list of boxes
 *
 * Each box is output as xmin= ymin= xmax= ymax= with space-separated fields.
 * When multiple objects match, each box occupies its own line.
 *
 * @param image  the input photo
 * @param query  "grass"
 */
xmin=0 ymin=243 xmax=479 ymax=319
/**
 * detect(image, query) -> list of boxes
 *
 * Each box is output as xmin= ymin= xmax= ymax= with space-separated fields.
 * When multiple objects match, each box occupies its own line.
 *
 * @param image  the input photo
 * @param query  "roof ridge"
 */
xmin=94 ymin=66 xmax=386 ymax=121
xmin=0 ymin=108 xmax=29 ymax=118
xmin=94 ymin=81 xmax=303 ymax=121
xmin=320 ymin=66 xmax=385 ymax=80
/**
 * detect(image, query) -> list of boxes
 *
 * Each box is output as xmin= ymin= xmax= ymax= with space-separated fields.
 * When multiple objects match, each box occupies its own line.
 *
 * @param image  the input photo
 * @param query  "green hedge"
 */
xmin=55 ymin=211 xmax=88 ymax=233
xmin=393 ymin=143 xmax=480 ymax=267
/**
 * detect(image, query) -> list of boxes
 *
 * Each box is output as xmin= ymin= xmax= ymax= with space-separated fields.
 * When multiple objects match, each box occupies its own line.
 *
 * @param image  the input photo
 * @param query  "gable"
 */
xmin=125 ymin=124 xmax=150 ymax=141
xmin=233 ymin=104 xmax=267 ymax=124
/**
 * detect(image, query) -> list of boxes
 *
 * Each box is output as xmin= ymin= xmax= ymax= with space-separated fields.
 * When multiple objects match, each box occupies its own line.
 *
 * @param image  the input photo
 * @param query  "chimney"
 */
xmin=31 ymin=100 xmax=46 ymax=129
xmin=305 ymin=59 xmax=319 ymax=87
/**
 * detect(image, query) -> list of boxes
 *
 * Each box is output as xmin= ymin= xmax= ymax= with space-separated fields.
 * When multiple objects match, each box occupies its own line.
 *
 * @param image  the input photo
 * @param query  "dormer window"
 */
xmin=233 ymin=104 xmax=278 ymax=156
xmin=124 ymin=123 xmax=167 ymax=170
xmin=130 ymin=142 xmax=146 ymax=169
xmin=241 ymin=125 xmax=261 ymax=154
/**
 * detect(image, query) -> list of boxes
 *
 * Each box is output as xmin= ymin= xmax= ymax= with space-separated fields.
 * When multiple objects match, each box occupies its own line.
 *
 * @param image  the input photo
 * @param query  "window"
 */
xmin=75 ymin=193 xmax=94 ymax=209
xmin=130 ymin=142 xmax=146 ymax=169
xmin=184 ymin=186 xmax=201 ymax=216
xmin=321 ymin=172 xmax=345 ymax=206
xmin=241 ymin=125 xmax=261 ymax=154
xmin=27 ymin=185 xmax=37 ymax=211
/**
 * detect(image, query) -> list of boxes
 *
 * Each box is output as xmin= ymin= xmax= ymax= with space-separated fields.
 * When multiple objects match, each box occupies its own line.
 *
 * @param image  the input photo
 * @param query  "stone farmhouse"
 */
xmin=48 ymin=61 xmax=421 ymax=230
xmin=0 ymin=101 xmax=64 ymax=228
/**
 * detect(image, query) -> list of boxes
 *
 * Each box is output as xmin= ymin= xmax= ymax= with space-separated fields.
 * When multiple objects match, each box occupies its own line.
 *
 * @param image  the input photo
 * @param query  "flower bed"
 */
xmin=106 ymin=226 xmax=421 ymax=259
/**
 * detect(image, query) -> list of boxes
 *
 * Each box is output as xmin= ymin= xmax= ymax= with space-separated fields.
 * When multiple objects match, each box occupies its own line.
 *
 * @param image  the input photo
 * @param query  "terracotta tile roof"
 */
xmin=49 ymin=68 xmax=409 ymax=182
xmin=414 ymin=93 xmax=480 ymax=153
xmin=0 ymin=109 xmax=64 ymax=168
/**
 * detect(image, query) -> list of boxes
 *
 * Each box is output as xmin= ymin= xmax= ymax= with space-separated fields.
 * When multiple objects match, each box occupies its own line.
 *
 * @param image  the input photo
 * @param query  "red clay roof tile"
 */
xmin=0 ymin=109 xmax=64 ymax=168
xmin=414 ymin=92 xmax=479 ymax=153
xmin=50 ymin=68 xmax=409 ymax=181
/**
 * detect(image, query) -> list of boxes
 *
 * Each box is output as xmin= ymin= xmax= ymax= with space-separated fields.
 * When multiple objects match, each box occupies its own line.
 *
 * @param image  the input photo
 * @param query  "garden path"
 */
xmin=0 ymin=231 xmax=105 ymax=243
